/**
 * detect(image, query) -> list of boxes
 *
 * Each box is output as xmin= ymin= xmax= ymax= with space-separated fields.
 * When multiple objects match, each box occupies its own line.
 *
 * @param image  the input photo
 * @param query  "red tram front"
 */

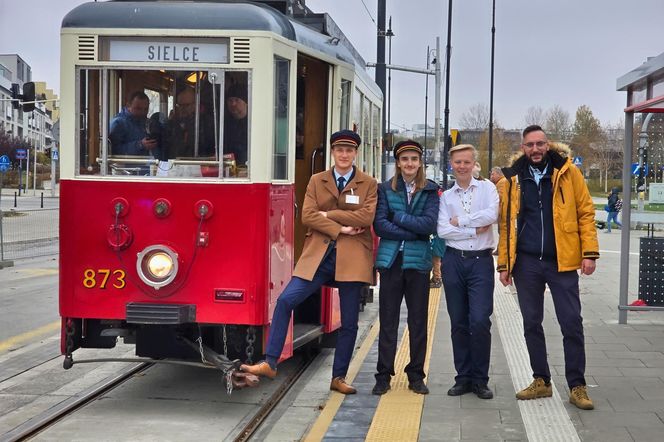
xmin=58 ymin=0 xmax=383 ymax=374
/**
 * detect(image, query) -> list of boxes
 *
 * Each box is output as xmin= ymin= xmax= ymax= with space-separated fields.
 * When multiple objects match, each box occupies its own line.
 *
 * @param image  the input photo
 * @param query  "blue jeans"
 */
xmin=606 ymin=211 xmax=622 ymax=232
xmin=265 ymin=249 xmax=362 ymax=378
xmin=441 ymin=251 xmax=494 ymax=385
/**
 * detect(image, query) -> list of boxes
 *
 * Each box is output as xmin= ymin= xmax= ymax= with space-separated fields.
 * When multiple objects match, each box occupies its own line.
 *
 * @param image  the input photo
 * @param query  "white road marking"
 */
xmin=494 ymin=283 xmax=581 ymax=442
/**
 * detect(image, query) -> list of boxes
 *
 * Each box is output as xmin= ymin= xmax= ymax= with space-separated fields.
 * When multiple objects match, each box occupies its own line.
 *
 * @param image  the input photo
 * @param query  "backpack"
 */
xmin=614 ymin=199 xmax=623 ymax=212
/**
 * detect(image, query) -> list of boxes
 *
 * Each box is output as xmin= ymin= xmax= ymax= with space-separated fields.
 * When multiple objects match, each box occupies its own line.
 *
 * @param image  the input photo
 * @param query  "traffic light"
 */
xmin=22 ymin=82 xmax=35 ymax=113
xmin=9 ymin=82 xmax=36 ymax=112
xmin=10 ymin=83 xmax=20 ymax=110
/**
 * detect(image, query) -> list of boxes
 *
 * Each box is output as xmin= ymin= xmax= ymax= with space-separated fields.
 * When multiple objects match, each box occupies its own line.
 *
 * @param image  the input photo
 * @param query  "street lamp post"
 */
xmin=488 ymin=0 xmax=496 ymax=170
xmin=442 ymin=0 xmax=453 ymax=190
xmin=424 ymin=46 xmax=430 ymax=155
xmin=387 ymin=17 xmax=394 ymax=135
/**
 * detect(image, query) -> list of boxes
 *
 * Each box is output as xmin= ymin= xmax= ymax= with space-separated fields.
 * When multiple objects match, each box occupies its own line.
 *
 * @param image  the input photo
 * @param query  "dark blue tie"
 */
xmin=337 ymin=176 xmax=346 ymax=194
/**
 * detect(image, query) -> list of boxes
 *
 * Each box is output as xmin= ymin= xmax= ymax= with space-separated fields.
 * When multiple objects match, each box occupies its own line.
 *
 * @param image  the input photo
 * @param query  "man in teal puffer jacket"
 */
xmin=372 ymin=140 xmax=439 ymax=396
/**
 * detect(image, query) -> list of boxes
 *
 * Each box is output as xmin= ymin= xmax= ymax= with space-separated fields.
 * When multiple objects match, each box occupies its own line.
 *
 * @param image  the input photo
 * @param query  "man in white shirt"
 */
xmin=437 ymin=144 xmax=499 ymax=399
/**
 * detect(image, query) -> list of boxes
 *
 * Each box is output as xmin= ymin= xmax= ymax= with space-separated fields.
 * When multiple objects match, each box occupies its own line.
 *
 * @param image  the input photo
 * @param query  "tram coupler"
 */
xmin=181 ymin=336 xmax=259 ymax=389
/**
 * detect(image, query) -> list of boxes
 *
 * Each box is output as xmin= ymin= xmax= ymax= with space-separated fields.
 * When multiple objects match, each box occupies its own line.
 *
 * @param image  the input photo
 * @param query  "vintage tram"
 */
xmin=58 ymin=0 xmax=383 ymax=380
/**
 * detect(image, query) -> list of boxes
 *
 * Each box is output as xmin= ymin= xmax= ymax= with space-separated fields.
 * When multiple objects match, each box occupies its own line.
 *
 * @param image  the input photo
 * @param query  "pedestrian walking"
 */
xmin=438 ymin=144 xmax=499 ymax=400
xmin=605 ymin=187 xmax=623 ymax=233
xmin=372 ymin=140 xmax=439 ymax=396
xmin=496 ymin=125 xmax=600 ymax=410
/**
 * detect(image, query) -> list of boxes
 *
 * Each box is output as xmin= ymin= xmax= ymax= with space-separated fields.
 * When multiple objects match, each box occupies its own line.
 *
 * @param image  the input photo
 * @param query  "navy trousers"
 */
xmin=441 ymin=251 xmax=494 ymax=385
xmin=375 ymin=253 xmax=430 ymax=383
xmin=265 ymin=249 xmax=362 ymax=378
xmin=512 ymin=253 xmax=586 ymax=389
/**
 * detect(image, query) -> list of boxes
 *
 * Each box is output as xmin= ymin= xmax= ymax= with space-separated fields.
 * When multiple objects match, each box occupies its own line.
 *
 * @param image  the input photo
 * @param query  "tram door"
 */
xmin=294 ymin=55 xmax=329 ymax=261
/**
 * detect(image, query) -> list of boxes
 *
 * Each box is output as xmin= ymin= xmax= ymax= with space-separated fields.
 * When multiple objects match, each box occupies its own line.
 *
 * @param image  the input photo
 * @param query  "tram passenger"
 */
xmin=163 ymin=87 xmax=215 ymax=159
xmin=223 ymin=83 xmax=249 ymax=167
xmin=497 ymin=125 xmax=599 ymax=410
xmin=438 ymin=144 xmax=499 ymax=400
xmin=371 ymin=140 xmax=439 ymax=396
xmin=109 ymin=91 xmax=158 ymax=156
xmin=241 ymin=130 xmax=377 ymax=395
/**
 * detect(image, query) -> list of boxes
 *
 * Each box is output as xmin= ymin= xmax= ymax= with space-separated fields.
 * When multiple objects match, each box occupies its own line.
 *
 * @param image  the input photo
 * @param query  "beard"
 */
xmin=527 ymin=153 xmax=549 ymax=171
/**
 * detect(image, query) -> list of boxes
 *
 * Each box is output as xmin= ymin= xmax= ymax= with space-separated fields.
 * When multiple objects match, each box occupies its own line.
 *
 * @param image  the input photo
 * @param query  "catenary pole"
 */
xmin=488 ymin=0 xmax=496 ymax=170
xmin=442 ymin=0 xmax=453 ymax=189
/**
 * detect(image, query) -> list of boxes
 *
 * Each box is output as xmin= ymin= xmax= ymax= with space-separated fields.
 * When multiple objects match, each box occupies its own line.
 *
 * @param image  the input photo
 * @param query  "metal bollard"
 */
xmin=14 ymin=192 xmax=17 ymax=208
xmin=41 ymin=192 xmax=44 ymax=208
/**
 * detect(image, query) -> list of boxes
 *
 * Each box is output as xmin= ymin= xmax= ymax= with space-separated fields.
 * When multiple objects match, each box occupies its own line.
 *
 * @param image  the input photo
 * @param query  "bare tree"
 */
xmin=459 ymin=103 xmax=490 ymax=130
xmin=524 ymin=106 xmax=545 ymax=127
xmin=590 ymin=122 xmax=623 ymax=192
xmin=544 ymin=105 xmax=571 ymax=141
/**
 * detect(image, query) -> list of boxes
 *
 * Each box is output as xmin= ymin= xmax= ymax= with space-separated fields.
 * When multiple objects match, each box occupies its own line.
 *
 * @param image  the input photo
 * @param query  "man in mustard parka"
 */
xmin=496 ymin=125 xmax=599 ymax=410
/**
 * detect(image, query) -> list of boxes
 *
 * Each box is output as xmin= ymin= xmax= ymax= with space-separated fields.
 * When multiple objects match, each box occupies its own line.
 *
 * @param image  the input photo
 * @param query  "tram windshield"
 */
xmin=77 ymin=68 xmax=249 ymax=179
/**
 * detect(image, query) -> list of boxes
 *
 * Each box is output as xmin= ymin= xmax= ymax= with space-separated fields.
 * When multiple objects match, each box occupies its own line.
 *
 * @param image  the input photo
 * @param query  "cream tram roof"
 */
xmin=62 ymin=0 xmax=382 ymax=99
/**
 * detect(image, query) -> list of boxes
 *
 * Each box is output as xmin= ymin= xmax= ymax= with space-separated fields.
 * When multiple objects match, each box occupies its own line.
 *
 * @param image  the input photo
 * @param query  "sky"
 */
xmin=1 ymin=0 xmax=663 ymax=131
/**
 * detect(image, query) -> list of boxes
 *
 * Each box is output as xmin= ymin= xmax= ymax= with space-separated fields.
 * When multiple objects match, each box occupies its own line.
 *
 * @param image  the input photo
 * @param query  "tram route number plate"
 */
xmin=83 ymin=268 xmax=126 ymax=289
xmin=104 ymin=38 xmax=229 ymax=64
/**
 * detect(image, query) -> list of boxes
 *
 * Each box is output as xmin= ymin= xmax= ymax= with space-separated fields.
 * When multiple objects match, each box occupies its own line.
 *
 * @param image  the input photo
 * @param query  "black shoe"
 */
xmin=408 ymin=379 xmax=429 ymax=395
xmin=372 ymin=379 xmax=391 ymax=395
xmin=447 ymin=382 xmax=472 ymax=396
xmin=473 ymin=384 xmax=494 ymax=399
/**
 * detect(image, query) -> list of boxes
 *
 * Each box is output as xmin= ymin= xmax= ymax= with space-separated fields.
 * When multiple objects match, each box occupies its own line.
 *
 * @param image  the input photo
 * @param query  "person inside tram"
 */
xmin=109 ymin=91 xmax=159 ymax=156
xmin=223 ymin=83 xmax=248 ymax=167
xmin=163 ymin=87 xmax=215 ymax=159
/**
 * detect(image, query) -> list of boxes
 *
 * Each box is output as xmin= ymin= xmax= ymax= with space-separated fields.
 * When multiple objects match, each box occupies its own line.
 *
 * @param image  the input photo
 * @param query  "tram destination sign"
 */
xmin=102 ymin=37 xmax=229 ymax=63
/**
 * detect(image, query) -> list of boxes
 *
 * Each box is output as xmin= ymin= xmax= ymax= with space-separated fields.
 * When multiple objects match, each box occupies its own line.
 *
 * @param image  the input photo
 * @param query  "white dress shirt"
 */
xmin=437 ymin=177 xmax=499 ymax=251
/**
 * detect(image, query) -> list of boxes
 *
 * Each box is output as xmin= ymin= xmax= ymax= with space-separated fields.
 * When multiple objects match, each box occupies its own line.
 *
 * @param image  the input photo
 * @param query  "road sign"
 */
xmin=15 ymin=148 xmax=27 ymax=160
xmin=573 ymin=156 xmax=583 ymax=166
xmin=632 ymin=163 xmax=649 ymax=175
xmin=0 ymin=155 xmax=9 ymax=173
xmin=52 ymin=149 xmax=59 ymax=161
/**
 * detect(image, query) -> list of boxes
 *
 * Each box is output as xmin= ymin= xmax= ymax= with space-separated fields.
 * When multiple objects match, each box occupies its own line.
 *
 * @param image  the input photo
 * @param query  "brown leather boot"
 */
xmin=240 ymin=361 xmax=277 ymax=379
xmin=330 ymin=376 xmax=357 ymax=394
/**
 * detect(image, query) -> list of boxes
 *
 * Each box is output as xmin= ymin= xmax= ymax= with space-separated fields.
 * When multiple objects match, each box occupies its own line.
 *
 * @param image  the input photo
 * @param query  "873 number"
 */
xmin=83 ymin=269 xmax=126 ymax=289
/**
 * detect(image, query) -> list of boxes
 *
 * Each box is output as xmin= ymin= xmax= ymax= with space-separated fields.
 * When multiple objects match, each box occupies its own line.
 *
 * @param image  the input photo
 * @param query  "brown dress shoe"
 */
xmin=240 ymin=361 xmax=277 ymax=379
xmin=330 ymin=376 xmax=357 ymax=394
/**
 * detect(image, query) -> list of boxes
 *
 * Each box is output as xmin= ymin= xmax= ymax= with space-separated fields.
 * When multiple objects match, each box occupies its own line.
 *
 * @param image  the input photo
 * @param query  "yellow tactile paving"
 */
xmin=304 ymin=320 xmax=380 ymax=442
xmin=365 ymin=286 xmax=442 ymax=441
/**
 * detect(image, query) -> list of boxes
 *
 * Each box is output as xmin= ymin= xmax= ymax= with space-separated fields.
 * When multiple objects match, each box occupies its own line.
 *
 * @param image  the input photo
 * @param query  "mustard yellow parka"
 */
xmin=496 ymin=143 xmax=599 ymax=275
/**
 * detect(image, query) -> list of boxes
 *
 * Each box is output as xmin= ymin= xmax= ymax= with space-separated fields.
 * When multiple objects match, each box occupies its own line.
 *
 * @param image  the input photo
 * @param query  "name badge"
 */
xmin=346 ymin=194 xmax=360 ymax=205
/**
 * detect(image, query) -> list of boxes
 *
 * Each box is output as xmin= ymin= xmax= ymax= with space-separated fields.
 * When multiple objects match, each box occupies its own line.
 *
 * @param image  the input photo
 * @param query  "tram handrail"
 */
xmin=96 ymin=157 xmax=221 ymax=166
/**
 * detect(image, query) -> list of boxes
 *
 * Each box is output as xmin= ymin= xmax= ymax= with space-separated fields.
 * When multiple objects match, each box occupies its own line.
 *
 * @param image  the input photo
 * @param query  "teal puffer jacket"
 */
xmin=374 ymin=178 xmax=439 ymax=272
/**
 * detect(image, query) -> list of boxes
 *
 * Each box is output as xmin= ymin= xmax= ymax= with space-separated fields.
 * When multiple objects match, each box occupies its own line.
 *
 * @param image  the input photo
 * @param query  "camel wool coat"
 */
xmin=293 ymin=167 xmax=377 ymax=284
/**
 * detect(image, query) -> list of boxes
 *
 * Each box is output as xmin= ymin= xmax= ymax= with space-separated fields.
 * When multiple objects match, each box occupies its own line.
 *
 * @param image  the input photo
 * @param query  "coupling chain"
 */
xmin=196 ymin=325 xmax=208 ymax=365
xmin=222 ymin=324 xmax=228 ymax=358
xmin=245 ymin=326 xmax=256 ymax=364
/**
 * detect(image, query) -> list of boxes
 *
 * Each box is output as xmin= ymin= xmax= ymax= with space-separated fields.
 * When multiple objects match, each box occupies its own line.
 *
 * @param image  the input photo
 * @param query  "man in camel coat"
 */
xmin=242 ymin=130 xmax=377 ymax=394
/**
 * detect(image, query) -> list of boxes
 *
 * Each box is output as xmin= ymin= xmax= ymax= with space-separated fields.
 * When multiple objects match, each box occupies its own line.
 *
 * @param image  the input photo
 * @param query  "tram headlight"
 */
xmin=136 ymin=245 xmax=179 ymax=289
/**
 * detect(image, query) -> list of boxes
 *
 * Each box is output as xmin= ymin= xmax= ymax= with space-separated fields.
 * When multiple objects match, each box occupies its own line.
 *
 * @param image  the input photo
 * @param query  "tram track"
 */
xmin=232 ymin=352 xmax=318 ymax=442
xmin=2 ymin=351 xmax=318 ymax=442
xmin=1 ymin=362 xmax=152 ymax=442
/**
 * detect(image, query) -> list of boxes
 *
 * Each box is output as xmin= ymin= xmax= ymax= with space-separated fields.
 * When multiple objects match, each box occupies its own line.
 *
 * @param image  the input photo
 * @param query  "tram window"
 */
xmin=372 ymin=104 xmax=381 ymax=178
xmin=273 ymin=57 xmax=290 ymax=180
xmin=223 ymin=71 xmax=249 ymax=177
xmin=340 ymin=79 xmax=351 ymax=131
xmin=76 ymin=68 xmax=258 ymax=179
xmin=362 ymin=97 xmax=371 ymax=173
